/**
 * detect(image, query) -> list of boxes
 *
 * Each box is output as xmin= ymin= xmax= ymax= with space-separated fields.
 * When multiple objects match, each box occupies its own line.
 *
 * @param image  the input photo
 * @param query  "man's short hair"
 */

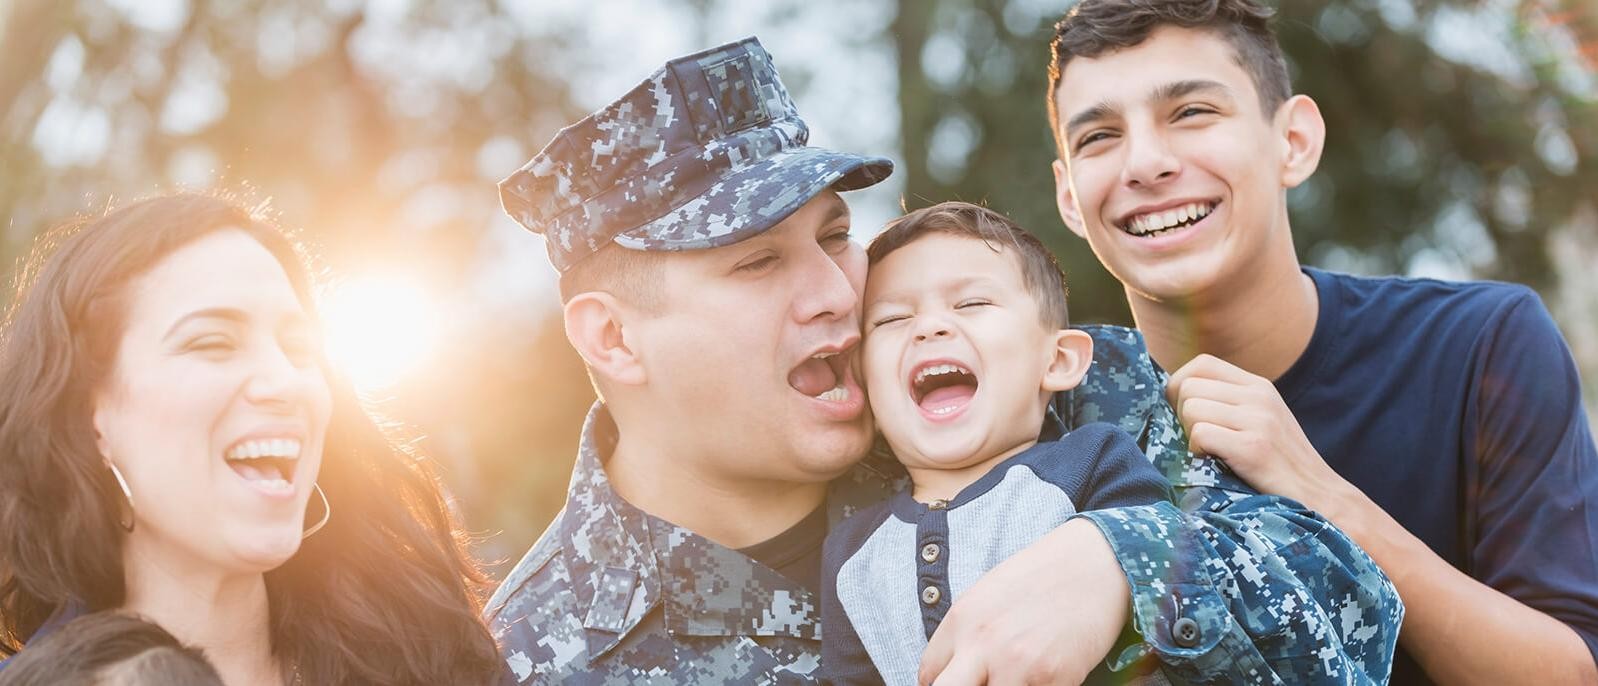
xmin=1047 ymin=0 xmax=1292 ymax=157
xmin=558 ymin=243 xmax=664 ymax=312
xmin=868 ymin=201 xmax=1070 ymax=330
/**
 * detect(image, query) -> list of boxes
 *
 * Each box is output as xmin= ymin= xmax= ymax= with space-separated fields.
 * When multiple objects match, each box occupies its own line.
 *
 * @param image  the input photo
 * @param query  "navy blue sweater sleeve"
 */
xmin=820 ymin=502 xmax=892 ymax=685
xmin=1038 ymin=422 xmax=1174 ymax=512
xmin=1468 ymin=291 xmax=1598 ymax=664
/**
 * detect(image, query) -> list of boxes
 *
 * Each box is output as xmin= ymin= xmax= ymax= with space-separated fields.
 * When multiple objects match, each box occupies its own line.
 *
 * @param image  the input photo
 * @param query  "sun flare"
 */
xmin=319 ymin=275 xmax=444 ymax=391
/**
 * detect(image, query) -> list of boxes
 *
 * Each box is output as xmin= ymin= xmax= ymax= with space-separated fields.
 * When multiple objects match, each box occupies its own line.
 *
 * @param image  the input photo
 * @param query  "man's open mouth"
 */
xmin=909 ymin=360 xmax=978 ymax=416
xmin=224 ymin=438 xmax=301 ymax=496
xmin=1118 ymin=200 xmax=1218 ymax=238
xmin=789 ymin=349 xmax=854 ymax=402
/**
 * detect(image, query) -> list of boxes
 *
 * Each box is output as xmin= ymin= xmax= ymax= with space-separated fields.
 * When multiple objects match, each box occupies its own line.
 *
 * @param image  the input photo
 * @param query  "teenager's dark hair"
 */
xmin=0 ymin=612 xmax=222 ymax=686
xmin=0 ymin=193 xmax=503 ymax=684
xmin=1047 ymin=0 xmax=1292 ymax=156
xmin=869 ymin=201 xmax=1070 ymax=329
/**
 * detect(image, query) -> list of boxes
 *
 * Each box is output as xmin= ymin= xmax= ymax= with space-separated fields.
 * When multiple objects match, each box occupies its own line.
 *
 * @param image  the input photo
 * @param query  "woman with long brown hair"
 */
xmin=0 ymin=194 xmax=504 ymax=685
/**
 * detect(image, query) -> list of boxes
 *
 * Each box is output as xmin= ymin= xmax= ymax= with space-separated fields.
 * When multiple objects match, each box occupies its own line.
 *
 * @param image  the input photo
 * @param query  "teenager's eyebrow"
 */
xmin=1065 ymin=102 xmax=1120 ymax=141
xmin=1152 ymin=79 xmax=1233 ymax=103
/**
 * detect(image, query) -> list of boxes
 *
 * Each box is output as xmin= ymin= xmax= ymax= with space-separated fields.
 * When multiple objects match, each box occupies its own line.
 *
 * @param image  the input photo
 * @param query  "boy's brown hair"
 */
xmin=1046 ymin=0 xmax=1291 ymax=157
xmin=868 ymin=201 xmax=1070 ymax=329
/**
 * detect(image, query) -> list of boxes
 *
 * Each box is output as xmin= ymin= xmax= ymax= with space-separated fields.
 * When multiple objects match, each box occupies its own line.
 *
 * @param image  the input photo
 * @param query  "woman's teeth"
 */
xmin=225 ymin=438 xmax=301 ymax=460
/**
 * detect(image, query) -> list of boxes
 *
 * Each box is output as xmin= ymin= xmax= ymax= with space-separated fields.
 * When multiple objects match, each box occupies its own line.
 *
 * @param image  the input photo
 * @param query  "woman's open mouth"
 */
xmin=223 ymin=438 xmax=301 ymax=497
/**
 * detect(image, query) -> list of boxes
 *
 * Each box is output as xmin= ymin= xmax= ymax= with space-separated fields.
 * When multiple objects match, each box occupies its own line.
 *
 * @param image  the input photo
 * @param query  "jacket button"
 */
xmin=921 ymin=543 xmax=940 ymax=563
xmin=1172 ymin=617 xmax=1201 ymax=648
xmin=921 ymin=586 xmax=941 ymax=605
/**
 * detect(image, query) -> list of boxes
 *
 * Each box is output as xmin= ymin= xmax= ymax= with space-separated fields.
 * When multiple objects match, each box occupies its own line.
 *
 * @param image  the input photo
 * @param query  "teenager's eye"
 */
xmin=1176 ymin=106 xmax=1215 ymax=120
xmin=955 ymin=299 xmax=992 ymax=309
xmin=1075 ymin=131 xmax=1112 ymax=152
xmin=820 ymin=229 xmax=852 ymax=251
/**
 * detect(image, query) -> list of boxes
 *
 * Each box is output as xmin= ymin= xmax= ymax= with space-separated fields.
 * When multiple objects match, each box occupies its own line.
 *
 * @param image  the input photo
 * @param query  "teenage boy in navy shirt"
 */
xmin=1043 ymin=1 xmax=1598 ymax=683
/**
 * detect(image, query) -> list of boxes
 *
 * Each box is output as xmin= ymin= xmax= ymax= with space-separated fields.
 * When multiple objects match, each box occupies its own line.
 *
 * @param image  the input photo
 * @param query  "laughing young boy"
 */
xmin=819 ymin=201 xmax=1172 ymax=685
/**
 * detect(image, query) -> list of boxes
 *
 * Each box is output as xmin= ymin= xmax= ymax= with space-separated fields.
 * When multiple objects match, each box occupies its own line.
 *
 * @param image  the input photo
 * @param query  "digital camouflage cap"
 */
xmin=499 ymin=36 xmax=894 ymax=272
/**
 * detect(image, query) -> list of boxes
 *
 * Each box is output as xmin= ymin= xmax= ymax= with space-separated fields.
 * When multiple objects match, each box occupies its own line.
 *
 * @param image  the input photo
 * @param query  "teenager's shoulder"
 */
xmin=1309 ymin=266 xmax=1538 ymax=324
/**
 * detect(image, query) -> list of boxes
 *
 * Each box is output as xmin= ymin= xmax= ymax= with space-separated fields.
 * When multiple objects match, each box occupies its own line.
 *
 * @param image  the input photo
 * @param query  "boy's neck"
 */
xmin=907 ymin=438 xmax=1038 ymax=504
xmin=1127 ymin=229 xmax=1319 ymax=382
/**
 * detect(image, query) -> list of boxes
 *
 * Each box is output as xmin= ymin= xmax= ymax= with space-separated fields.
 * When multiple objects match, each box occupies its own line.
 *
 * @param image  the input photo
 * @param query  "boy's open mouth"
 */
xmin=909 ymin=360 xmax=978 ymax=416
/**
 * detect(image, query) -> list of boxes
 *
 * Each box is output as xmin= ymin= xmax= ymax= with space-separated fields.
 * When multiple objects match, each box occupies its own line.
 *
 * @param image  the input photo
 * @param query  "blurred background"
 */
xmin=3 ymin=0 xmax=1595 ymax=576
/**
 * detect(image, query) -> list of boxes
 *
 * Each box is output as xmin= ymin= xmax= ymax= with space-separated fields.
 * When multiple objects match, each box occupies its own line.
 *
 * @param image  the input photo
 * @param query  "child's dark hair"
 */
xmin=868 ymin=201 xmax=1070 ymax=329
xmin=0 ymin=612 xmax=223 ymax=686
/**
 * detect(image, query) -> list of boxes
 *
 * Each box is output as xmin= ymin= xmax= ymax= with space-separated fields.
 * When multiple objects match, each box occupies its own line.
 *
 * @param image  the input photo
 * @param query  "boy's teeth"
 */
xmin=815 ymin=385 xmax=849 ymax=402
xmin=914 ymin=363 xmax=968 ymax=384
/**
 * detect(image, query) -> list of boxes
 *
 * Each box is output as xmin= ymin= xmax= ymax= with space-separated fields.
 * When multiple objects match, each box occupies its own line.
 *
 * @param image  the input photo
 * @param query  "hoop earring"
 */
xmin=302 ymin=483 xmax=331 ymax=539
xmin=105 ymin=460 xmax=135 ymax=532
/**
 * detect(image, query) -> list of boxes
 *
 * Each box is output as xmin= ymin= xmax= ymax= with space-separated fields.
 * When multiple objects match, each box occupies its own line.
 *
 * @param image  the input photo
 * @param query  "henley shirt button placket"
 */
xmin=920 ymin=543 xmax=940 ymax=563
xmin=921 ymin=585 xmax=942 ymax=605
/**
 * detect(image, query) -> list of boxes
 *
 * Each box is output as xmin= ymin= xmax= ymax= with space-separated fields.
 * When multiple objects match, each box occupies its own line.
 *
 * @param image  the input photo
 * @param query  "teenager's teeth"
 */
xmin=816 ymin=385 xmax=849 ymax=402
xmin=1126 ymin=202 xmax=1214 ymax=236
xmin=928 ymin=405 xmax=960 ymax=415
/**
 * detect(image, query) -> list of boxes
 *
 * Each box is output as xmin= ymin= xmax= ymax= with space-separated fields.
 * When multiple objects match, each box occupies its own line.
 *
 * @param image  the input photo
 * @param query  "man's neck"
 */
xmin=605 ymin=432 xmax=829 ymax=551
xmin=121 ymin=538 xmax=280 ymax=686
xmin=1128 ymin=238 xmax=1319 ymax=381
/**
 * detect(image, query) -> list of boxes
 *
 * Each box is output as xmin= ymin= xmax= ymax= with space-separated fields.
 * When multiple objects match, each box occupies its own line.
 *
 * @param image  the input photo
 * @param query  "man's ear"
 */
xmin=563 ymin=292 xmax=647 ymax=388
xmin=1052 ymin=159 xmax=1087 ymax=239
xmin=1276 ymin=94 xmax=1326 ymax=189
xmin=1042 ymin=328 xmax=1095 ymax=392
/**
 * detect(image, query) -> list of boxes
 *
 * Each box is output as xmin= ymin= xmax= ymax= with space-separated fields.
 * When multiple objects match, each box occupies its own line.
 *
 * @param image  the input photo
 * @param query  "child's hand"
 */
xmin=1166 ymin=354 xmax=1358 ymax=518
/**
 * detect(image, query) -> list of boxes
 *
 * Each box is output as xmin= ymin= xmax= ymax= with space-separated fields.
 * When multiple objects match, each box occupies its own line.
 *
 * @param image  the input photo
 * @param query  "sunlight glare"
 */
xmin=320 ymin=275 xmax=444 ymax=391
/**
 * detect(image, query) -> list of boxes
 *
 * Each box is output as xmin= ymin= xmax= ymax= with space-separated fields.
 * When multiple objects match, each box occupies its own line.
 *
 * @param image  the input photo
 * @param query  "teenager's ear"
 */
xmin=1053 ymin=159 xmax=1087 ymax=240
xmin=1042 ymin=328 xmax=1094 ymax=392
xmin=563 ymin=292 xmax=647 ymax=387
xmin=1277 ymin=94 xmax=1326 ymax=189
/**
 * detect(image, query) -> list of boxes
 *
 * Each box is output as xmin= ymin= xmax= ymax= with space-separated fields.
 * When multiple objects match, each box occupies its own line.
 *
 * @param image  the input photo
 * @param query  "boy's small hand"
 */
xmin=918 ymin=519 xmax=1128 ymax=686
xmin=1165 ymin=354 xmax=1351 ymax=514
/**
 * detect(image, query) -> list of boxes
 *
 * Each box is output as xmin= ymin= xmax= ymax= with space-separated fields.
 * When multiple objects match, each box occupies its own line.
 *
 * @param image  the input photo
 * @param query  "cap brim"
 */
xmin=614 ymin=147 xmax=893 ymax=253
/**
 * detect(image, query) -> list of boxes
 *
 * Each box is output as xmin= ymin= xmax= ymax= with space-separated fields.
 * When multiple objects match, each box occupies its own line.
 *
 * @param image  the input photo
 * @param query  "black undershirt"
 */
xmin=738 ymin=504 xmax=828 ymax=596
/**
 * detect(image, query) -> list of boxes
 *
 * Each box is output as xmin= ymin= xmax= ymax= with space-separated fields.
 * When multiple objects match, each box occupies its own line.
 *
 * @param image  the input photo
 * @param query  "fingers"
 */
xmin=920 ymin=623 xmax=957 ymax=686
xmin=922 ymin=651 xmax=987 ymax=686
xmin=1166 ymin=354 xmax=1268 ymax=404
xmin=1186 ymin=420 xmax=1247 ymax=461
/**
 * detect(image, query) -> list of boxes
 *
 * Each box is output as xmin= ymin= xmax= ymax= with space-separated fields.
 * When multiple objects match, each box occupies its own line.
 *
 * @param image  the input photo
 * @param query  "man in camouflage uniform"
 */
xmin=486 ymin=37 xmax=1400 ymax=684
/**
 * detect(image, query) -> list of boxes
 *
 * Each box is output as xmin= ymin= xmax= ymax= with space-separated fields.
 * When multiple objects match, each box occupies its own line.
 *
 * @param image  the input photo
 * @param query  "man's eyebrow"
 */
xmin=162 ymin=307 xmax=246 ymax=341
xmin=1153 ymin=79 xmax=1233 ymax=103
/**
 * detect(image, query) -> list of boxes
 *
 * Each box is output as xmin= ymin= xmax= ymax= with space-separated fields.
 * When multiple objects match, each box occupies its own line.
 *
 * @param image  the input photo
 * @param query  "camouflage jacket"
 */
xmin=485 ymin=325 xmax=1402 ymax=684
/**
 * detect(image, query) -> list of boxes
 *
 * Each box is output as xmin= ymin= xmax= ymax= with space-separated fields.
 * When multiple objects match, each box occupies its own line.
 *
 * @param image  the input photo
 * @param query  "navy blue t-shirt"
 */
xmin=1279 ymin=268 xmax=1598 ymax=684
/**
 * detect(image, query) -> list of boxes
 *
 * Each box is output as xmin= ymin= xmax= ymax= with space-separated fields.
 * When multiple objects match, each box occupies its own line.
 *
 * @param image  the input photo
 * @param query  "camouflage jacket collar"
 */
xmin=557 ymin=404 xmax=902 ymax=659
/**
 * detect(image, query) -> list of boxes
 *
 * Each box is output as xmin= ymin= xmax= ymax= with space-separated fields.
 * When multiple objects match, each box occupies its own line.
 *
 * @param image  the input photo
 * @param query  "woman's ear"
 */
xmin=1042 ymin=328 xmax=1094 ymax=392
xmin=563 ymin=292 xmax=647 ymax=387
